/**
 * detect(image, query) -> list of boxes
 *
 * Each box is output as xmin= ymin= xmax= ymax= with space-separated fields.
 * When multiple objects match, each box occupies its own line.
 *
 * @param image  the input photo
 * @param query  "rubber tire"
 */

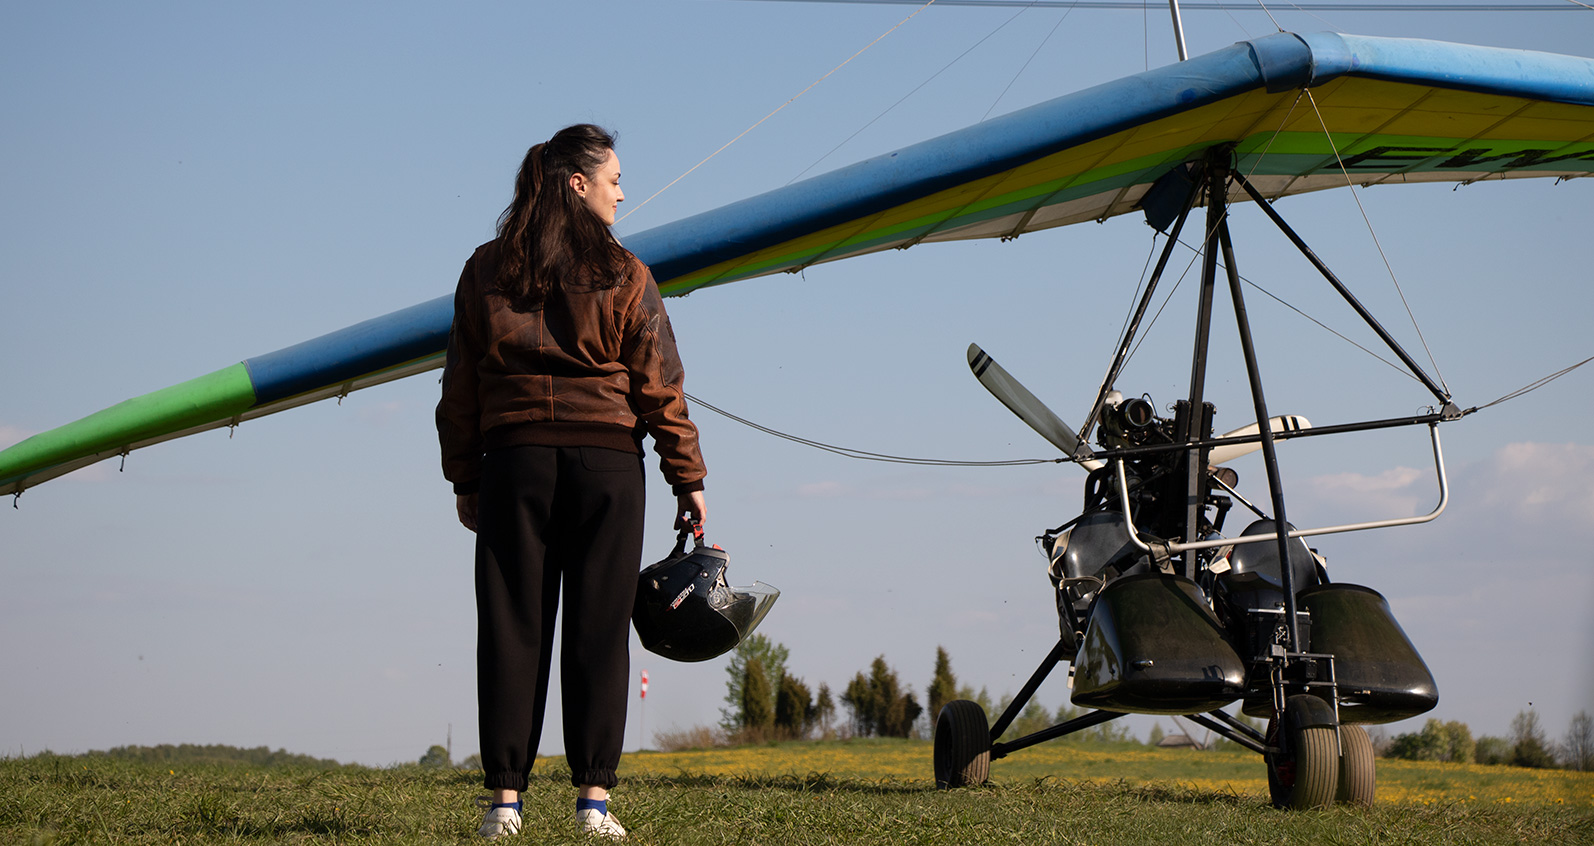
xmin=934 ymin=700 xmax=991 ymax=789
xmin=1336 ymin=725 xmax=1376 ymax=806
xmin=1265 ymin=696 xmax=1340 ymax=810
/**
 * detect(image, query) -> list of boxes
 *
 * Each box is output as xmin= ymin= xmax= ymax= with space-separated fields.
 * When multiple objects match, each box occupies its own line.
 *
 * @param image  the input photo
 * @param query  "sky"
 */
xmin=4 ymin=1 xmax=1593 ymax=770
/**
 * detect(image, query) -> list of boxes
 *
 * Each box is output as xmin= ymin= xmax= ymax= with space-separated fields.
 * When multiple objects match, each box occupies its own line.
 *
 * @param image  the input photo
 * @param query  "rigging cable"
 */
xmin=1114 ymin=230 xmax=1164 ymax=357
xmin=1301 ymin=86 xmax=1452 ymax=396
xmin=615 ymin=0 xmax=939 ymax=224
xmin=1121 ymin=232 xmax=1202 ymax=370
xmin=1169 ymin=232 xmax=1423 ymax=383
xmin=980 ymin=3 xmax=1079 ymax=121
xmin=787 ymin=1 xmax=1044 ymax=185
xmin=1254 ymin=0 xmax=1285 ymax=31
xmin=684 ymin=391 xmax=1064 ymax=466
xmin=1472 ymin=354 xmax=1594 ymax=411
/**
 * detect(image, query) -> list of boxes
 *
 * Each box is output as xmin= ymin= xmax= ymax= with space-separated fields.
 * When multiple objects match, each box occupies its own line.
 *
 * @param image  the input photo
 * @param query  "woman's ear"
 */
xmin=569 ymin=171 xmax=587 ymax=197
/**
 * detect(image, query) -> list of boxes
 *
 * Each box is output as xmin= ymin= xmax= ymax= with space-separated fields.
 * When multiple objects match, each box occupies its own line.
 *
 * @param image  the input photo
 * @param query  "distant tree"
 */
xmin=843 ymin=672 xmax=876 ymax=737
xmin=1438 ymin=720 xmax=1476 ymax=764
xmin=1474 ymin=736 xmax=1513 ymax=765
xmin=875 ymin=656 xmax=924 ymax=737
xmin=814 ymin=683 xmax=836 ymax=737
xmin=928 ymin=647 xmax=958 ymax=723
xmin=1148 ymin=723 xmax=1165 ymax=746
xmin=841 ymin=656 xmax=923 ymax=738
xmin=1003 ymin=699 xmax=1052 ymax=741
xmin=1511 ymin=710 xmax=1555 ymax=768
xmin=1560 ymin=710 xmax=1593 ymax=771
xmin=1367 ymin=726 xmax=1392 ymax=757
xmin=721 ymin=635 xmax=789 ymax=731
xmin=1511 ymin=709 xmax=1556 ymax=769
xmin=1085 ymin=719 xmax=1137 ymax=743
xmin=1386 ymin=730 xmax=1437 ymax=761
xmin=459 ymin=753 xmax=483 ymax=771
xmin=89 ymin=744 xmax=344 ymax=768
xmin=775 ymin=673 xmax=814 ymax=737
xmin=742 ymin=658 xmax=775 ymax=731
xmin=419 ymin=745 xmax=450 ymax=769
xmin=1386 ymin=718 xmax=1472 ymax=762
xmin=958 ymin=684 xmax=997 ymax=718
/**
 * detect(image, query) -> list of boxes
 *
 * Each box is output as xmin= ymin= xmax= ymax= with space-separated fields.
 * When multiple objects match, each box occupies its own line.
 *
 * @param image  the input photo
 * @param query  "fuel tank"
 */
xmin=1071 ymin=573 xmax=1247 ymax=714
xmin=1299 ymin=583 xmax=1438 ymax=724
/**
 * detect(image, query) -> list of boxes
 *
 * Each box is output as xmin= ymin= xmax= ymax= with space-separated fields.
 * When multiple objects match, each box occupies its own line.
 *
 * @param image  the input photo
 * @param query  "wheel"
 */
xmin=1336 ymin=725 xmax=1376 ymax=806
xmin=934 ymin=700 xmax=990 ymax=789
xmin=1264 ymin=695 xmax=1339 ymax=810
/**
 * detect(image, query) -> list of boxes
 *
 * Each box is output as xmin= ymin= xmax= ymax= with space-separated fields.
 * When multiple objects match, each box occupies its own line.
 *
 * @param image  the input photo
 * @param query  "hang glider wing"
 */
xmin=5 ymin=32 xmax=1593 ymax=495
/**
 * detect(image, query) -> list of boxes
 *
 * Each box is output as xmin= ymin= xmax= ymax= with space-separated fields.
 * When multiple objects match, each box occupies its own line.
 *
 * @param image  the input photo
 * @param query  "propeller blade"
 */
xmin=967 ymin=343 xmax=1103 ymax=470
xmin=1208 ymin=415 xmax=1311 ymax=465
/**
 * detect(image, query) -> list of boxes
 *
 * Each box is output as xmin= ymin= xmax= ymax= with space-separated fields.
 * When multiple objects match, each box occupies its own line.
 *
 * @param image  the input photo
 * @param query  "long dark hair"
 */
xmin=495 ymin=124 xmax=631 ymax=306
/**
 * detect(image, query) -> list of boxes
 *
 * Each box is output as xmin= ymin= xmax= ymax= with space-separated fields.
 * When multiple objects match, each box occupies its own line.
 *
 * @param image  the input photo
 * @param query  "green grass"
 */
xmin=4 ymin=741 xmax=1591 ymax=844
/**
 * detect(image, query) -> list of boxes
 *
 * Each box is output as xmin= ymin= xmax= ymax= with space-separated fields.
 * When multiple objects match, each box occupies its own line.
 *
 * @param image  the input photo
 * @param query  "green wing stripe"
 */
xmin=1 ymin=364 xmax=257 ymax=491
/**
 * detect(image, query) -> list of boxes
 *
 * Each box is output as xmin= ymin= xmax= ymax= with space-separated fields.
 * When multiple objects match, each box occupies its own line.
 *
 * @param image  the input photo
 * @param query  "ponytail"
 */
xmin=495 ymin=126 xmax=630 ymax=308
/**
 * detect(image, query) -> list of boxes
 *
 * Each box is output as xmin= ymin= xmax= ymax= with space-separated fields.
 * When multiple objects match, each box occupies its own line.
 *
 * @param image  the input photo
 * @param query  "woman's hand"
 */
xmin=675 ymin=490 xmax=706 ymax=531
xmin=457 ymin=493 xmax=479 ymax=533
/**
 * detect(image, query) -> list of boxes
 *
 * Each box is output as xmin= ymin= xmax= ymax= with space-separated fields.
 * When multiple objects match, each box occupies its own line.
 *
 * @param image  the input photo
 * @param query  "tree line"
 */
xmin=712 ymin=637 xmax=1594 ymax=772
xmin=713 ymin=639 xmax=1135 ymax=745
xmin=78 ymin=744 xmax=348 ymax=768
xmin=1382 ymin=709 xmax=1593 ymax=771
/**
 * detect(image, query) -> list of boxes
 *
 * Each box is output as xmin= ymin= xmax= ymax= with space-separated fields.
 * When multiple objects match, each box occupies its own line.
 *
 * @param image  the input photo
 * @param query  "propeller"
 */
xmin=1208 ymin=415 xmax=1311 ymax=465
xmin=967 ymin=343 xmax=1104 ymax=471
xmin=969 ymin=343 xmax=1309 ymax=473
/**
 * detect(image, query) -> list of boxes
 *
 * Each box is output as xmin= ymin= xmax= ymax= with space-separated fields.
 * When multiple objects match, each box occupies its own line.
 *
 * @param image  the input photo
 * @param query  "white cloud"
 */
xmin=1302 ymin=465 xmax=1427 ymax=516
xmin=1475 ymin=442 xmax=1594 ymax=525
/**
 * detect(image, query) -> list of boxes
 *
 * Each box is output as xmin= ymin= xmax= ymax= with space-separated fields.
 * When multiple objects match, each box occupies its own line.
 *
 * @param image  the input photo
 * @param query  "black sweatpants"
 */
xmin=475 ymin=444 xmax=645 ymax=791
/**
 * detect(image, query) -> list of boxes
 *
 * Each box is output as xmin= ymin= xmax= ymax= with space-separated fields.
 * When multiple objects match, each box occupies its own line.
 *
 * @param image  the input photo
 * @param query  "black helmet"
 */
xmin=633 ymin=524 xmax=778 ymax=662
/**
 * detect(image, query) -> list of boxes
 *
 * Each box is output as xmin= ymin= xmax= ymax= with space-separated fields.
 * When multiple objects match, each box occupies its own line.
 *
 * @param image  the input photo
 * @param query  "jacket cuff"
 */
xmin=671 ymin=480 xmax=704 ymax=496
xmin=453 ymin=479 xmax=480 ymax=495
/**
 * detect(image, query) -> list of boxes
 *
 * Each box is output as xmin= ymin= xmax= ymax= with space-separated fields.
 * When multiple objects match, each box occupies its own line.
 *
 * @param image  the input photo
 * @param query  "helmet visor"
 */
xmin=712 ymin=580 xmax=780 ymax=643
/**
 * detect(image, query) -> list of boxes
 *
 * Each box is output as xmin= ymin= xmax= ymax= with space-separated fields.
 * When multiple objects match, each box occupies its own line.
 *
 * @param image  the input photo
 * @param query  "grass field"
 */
xmin=5 ymin=740 xmax=1591 ymax=844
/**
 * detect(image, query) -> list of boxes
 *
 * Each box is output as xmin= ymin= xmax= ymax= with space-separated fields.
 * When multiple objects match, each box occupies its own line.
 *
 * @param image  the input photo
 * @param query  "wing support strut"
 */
xmin=1073 ymin=146 xmax=1470 ymax=656
xmin=1233 ymin=173 xmax=1457 ymax=416
xmin=1210 ymin=155 xmax=1306 ymax=653
xmin=1080 ymin=159 xmax=1208 ymax=448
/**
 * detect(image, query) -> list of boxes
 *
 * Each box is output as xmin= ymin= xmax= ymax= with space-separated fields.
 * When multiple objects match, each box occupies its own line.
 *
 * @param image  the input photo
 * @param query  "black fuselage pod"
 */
xmin=1298 ymin=583 xmax=1438 ymax=724
xmin=1071 ymin=573 xmax=1247 ymax=714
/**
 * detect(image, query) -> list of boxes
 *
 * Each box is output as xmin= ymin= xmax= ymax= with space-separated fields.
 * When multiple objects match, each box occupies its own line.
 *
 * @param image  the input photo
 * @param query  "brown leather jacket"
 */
xmin=436 ymin=239 xmax=705 ymax=496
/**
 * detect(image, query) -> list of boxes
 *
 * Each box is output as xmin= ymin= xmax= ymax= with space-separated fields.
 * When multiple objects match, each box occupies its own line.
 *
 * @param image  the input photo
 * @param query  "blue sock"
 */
xmin=491 ymin=801 xmax=521 ymax=811
xmin=577 ymin=797 xmax=608 ymax=816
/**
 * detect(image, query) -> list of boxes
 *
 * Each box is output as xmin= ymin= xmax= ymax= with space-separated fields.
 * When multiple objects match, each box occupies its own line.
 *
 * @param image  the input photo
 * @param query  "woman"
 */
xmin=437 ymin=124 xmax=707 ymax=840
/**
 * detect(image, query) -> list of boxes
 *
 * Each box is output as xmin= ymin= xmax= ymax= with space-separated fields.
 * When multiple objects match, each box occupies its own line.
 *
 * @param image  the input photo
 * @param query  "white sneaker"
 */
xmin=477 ymin=803 xmax=522 ymax=839
xmin=575 ymin=808 xmax=627 ymax=839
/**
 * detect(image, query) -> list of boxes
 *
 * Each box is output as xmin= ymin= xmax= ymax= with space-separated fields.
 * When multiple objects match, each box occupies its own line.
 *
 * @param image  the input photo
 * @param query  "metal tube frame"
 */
xmin=991 ymin=709 xmax=1122 ymax=761
xmin=1185 ymin=712 xmax=1268 ymax=754
xmin=1112 ymin=420 xmax=1448 ymax=554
